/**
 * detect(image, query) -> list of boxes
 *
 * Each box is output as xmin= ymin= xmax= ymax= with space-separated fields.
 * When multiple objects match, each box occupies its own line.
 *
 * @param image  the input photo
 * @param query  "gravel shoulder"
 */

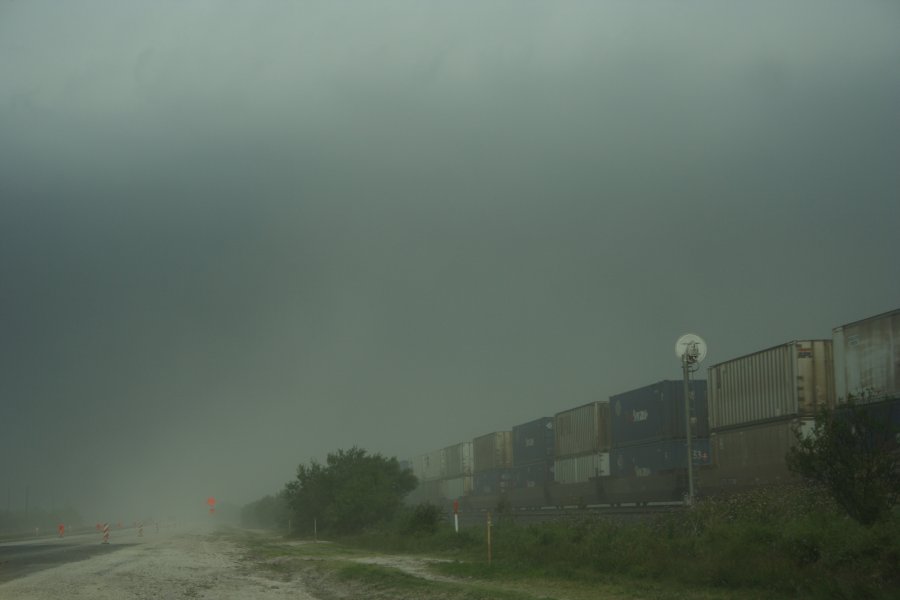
xmin=0 ymin=527 xmax=316 ymax=600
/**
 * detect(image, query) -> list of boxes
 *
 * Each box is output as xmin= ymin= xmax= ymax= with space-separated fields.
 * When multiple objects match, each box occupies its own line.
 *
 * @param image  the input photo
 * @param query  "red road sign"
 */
xmin=207 ymin=496 xmax=216 ymax=507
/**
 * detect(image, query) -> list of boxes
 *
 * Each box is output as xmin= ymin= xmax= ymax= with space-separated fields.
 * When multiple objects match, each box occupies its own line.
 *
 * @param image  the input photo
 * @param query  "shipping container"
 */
xmin=603 ymin=471 xmax=685 ymax=505
xmin=554 ymin=452 xmax=610 ymax=484
xmin=610 ymin=380 xmax=708 ymax=447
xmin=554 ymin=401 xmax=610 ymax=457
xmin=440 ymin=475 xmax=473 ymax=500
xmin=511 ymin=460 xmax=554 ymax=489
xmin=707 ymin=340 xmax=834 ymax=430
xmin=412 ymin=448 xmax=445 ymax=482
xmin=512 ymin=417 xmax=554 ymax=466
xmin=611 ymin=439 xmax=711 ymax=477
xmin=833 ymin=309 xmax=900 ymax=404
xmin=473 ymin=468 xmax=514 ymax=495
xmin=473 ymin=431 xmax=513 ymax=472
xmin=700 ymin=417 xmax=813 ymax=493
xmin=443 ymin=442 xmax=473 ymax=477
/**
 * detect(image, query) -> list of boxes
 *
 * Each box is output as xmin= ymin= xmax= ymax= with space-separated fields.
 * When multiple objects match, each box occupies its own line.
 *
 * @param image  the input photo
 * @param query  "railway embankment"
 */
xmin=266 ymin=485 xmax=899 ymax=600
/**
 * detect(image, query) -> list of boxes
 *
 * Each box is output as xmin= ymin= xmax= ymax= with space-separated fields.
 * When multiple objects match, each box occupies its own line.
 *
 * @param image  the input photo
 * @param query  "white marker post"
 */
xmin=453 ymin=499 xmax=459 ymax=534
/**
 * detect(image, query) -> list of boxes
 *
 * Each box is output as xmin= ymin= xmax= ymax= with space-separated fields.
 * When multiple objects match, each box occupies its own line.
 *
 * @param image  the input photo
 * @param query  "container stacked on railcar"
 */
xmin=441 ymin=441 xmax=474 ymax=499
xmin=606 ymin=380 xmax=710 ymax=504
xmin=507 ymin=417 xmax=555 ymax=506
xmin=472 ymin=431 xmax=513 ymax=496
xmin=701 ymin=340 xmax=834 ymax=495
xmin=403 ymin=308 xmax=897 ymax=512
xmin=406 ymin=442 xmax=474 ymax=505
xmin=553 ymin=401 xmax=610 ymax=505
xmin=833 ymin=309 xmax=900 ymax=404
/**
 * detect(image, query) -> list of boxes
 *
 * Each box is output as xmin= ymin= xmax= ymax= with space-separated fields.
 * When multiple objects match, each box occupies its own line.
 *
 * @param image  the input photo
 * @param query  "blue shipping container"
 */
xmin=610 ymin=380 xmax=708 ymax=447
xmin=611 ymin=439 xmax=711 ymax=477
xmin=473 ymin=469 xmax=515 ymax=495
xmin=512 ymin=417 xmax=554 ymax=466
xmin=510 ymin=460 xmax=554 ymax=489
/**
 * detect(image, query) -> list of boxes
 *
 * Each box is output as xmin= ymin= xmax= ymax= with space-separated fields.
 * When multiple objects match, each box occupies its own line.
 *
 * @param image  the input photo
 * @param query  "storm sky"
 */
xmin=2 ymin=1 xmax=899 ymax=521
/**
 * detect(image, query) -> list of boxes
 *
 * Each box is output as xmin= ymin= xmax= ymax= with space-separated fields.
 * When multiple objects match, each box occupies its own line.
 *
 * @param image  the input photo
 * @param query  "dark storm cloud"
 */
xmin=1 ymin=1 xmax=899 ymax=518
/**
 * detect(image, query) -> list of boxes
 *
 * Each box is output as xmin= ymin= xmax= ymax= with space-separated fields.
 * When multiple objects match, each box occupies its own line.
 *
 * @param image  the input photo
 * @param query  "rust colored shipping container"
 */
xmin=473 ymin=431 xmax=512 ymax=472
xmin=700 ymin=417 xmax=814 ymax=494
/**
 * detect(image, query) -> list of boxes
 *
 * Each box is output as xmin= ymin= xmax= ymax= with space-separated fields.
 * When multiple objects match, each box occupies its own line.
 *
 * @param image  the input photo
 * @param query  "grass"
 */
xmin=231 ymin=486 xmax=900 ymax=599
xmin=341 ymin=486 xmax=900 ymax=600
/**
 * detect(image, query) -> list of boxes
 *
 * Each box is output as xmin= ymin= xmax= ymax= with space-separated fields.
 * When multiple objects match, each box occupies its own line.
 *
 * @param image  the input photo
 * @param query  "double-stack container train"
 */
xmin=405 ymin=308 xmax=900 ymax=512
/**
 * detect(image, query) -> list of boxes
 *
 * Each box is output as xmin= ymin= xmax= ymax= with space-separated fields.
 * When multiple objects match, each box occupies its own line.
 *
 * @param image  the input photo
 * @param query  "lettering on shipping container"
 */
xmin=629 ymin=409 xmax=649 ymax=423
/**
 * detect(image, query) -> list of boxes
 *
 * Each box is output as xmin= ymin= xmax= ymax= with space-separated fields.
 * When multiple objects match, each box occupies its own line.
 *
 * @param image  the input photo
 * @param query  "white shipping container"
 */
xmin=833 ymin=309 xmax=900 ymax=404
xmin=554 ymin=452 xmax=610 ymax=484
xmin=443 ymin=442 xmax=474 ymax=477
xmin=554 ymin=401 xmax=610 ymax=457
xmin=707 ymin=340 xmax=834 ymax=430
xmin=412 ymin=448 xmax=446 ymax=482
xmin=440 ymin=475 xmax=473 ymax=500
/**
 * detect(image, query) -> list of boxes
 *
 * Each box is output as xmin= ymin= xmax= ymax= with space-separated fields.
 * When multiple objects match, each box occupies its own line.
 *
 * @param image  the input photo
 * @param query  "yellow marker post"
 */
xmin=486 ymin=511 xmax=492 ymax=566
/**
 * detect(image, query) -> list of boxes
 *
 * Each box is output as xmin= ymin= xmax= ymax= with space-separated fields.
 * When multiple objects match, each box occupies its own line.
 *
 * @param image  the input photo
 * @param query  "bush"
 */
xmin=405 ymin=502 xmax=442 ymax=535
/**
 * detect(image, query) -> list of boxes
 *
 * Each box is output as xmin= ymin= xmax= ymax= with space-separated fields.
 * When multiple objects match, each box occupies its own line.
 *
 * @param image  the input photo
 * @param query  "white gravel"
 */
xmin=0 ymin=529 xmax=317 ymax=600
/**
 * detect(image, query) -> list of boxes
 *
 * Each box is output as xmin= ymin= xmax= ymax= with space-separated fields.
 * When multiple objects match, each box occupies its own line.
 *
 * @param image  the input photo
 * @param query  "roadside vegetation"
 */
xmin=340 ymin=486 xmax=898 ymax=600
xmin=242 ymin=408 xmax=899 ymax=600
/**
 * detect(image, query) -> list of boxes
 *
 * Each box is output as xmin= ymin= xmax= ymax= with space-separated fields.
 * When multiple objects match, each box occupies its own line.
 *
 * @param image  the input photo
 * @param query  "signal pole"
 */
xmin=683 ymin=352 xmax=694 ymax=504
xmin=676 ymin=334 xmax=707 ymax=507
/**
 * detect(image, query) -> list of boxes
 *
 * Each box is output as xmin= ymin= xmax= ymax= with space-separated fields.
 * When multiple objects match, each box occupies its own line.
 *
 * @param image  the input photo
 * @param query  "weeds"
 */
xmin=337 ymin=485 xmax=899 ymax=599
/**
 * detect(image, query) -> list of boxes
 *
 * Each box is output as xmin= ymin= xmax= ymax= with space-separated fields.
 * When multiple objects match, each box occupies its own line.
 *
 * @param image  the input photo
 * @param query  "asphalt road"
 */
xmin=0 ymin=531 xmax=136 ymax=584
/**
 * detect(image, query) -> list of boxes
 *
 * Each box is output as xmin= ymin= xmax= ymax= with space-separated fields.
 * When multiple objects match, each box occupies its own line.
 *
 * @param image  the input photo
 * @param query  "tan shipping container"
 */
xmin=554 ymin=401 xmax=610 ymax=457
xmin=440 ymin=475 xmax=474 ymax=500
xmin=833 ymin=309 xmax=900 ymax=404
xmin=707 ymin=340 xmax=834 ymax=430
xmin=554 ymin=452 xmax=610 ymax=484
xmin=473 ymin=431 xmax=512 ymax=472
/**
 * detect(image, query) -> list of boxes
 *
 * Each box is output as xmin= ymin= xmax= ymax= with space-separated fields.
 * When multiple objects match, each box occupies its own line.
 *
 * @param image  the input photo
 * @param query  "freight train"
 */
xmin=405 ymin=308 xmax=900 ymax=511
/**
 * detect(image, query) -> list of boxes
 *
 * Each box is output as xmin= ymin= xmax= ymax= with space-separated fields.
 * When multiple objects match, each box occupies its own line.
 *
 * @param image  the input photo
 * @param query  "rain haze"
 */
xmin=1 ymin=1 xmax=899 ymax=523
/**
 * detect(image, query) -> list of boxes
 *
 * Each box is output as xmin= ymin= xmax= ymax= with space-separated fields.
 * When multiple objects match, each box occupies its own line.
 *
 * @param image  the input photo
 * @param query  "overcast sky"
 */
xmin=1 ymin=1 xmax=899 ymax=521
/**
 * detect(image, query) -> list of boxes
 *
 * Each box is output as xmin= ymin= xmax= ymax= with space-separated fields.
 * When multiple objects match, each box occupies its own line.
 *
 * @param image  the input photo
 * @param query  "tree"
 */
xmin=240 ymin=492 xmax=290 ymax=530
xmin=787 ymin=398 xmax=900 ymax=525
xmin=284 ymin=447 xmax=417 ymax=535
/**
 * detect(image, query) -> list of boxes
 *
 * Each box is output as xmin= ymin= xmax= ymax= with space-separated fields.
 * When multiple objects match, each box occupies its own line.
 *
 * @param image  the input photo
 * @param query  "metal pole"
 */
xmin=683 ymin=353 xmax=694 ymax=505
